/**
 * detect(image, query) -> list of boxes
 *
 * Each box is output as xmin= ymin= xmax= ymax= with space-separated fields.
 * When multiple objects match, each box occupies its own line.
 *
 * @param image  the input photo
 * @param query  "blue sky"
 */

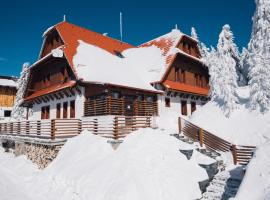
xmin=0 ymin=0 xmax=255 ymax=77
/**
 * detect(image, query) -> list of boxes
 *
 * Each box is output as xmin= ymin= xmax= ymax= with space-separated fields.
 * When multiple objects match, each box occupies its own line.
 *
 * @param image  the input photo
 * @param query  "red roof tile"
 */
xmin=163 ymin=80 xmax=209 ymax=96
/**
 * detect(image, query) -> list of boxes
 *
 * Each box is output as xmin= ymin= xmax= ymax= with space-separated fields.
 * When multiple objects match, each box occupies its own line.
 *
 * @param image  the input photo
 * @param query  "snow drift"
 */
xmin=26 ymin=129 xmax=208 ymax=200
xmin=235 ymin=141 xmax=270 ymax=200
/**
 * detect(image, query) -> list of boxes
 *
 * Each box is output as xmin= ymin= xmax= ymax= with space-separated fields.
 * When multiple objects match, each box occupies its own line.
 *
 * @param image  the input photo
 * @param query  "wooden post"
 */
xmin=37 ymin=120 xmax=41 ymax=135
xmin=178 ymin=117 xmax=182 ymax=133
xmin=10 ymin=122 xmax=13 ymax=134
xmin=114 ymin=117 xmax=119 ymax=140
xmin=231 ymin=144 xmax=237 ymax=165
xmin=18 ymin=121 xmax=20 ymax=135
xmin=51 ymin=119 xmax=56 ymax=140
xmin=26 ymin=121 xmax=30 ymax=135
xmin=199 ymin=128 xmax=204 ymax=147
xmin=121 ymin=97 xmax=125 ymax=116
xmin=78 ymin=119 xmax=82 ymax=134
xmin=93 ymin=119 xmax=98 ymax=134
xmin=26 ymin=107 xmax=29 ymax=120
xmin=94 ymin=100 xmax=96 ymax=116
xmin=147 ymin=117 xmax=151 ymax=127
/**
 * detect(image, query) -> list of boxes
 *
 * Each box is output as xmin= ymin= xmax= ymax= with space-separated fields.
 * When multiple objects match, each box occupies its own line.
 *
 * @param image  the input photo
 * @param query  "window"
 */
xmin=195 ymin=74 xmax=199 ymax=86
xmin=56 ymin=103 xmax=61 ymax=119
xmin=70 ymin=100 xmax=75 ymax=118
xmin=180 ymin=70 xmax=186 ymax=83
xmin=175 ymin=68 xmax=180 ymax=82
xmin=63 ymin=102 xmax=68 ymax=118
xmin=4 ymin=110 xmax=11 ymax=117
xmin=165 ymin=98 xmax=170 ymax=107
xmin=41 ymin=106 xmax=50 ymax=119
xmin=112 ymin=91 xmax=121 ymax=99
xmin=181 ymin=100 xmax=187 ymax=116
xmin=146 ymin=96 xmax=154 ymax=102
xmin=199 ymin=75 xmax=203 ymax=87
xmin=191 ymin=102 xmax=196 ymax=114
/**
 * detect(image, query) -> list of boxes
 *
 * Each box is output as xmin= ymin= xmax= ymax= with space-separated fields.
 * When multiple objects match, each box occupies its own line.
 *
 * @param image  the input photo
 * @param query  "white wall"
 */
xmin=31 ymin=86 xmax=85 ymax=120
xmin=158 ymin=93 xmax=206 ymax=117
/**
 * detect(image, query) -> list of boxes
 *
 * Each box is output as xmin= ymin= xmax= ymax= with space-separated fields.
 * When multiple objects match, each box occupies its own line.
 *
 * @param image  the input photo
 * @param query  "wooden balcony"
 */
xmin=84 ymin=96 xmax=158 ymax=116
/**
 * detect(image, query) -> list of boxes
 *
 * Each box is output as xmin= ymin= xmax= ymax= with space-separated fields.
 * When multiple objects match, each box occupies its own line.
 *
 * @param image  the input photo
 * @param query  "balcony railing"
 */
xmin=0 ymin=116 xmax=153 ymax=140
xmin=84 ymin=96 xmax=158 ymax=116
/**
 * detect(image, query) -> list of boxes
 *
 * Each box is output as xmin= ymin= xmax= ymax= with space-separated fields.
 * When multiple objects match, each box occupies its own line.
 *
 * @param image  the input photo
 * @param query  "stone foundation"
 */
xmin=14 ymin=142 xmax=62 ymax=169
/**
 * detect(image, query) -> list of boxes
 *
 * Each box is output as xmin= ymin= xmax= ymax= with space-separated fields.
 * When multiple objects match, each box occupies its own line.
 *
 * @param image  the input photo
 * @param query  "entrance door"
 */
xmin=124 ymin=95 xmax=135 ymax=116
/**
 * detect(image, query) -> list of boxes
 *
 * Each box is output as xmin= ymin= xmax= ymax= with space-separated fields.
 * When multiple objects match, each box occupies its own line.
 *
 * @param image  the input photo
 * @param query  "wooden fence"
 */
xmin=0 ymin=116 xmax=152 ymax=141
xmin=178 ymin=117 xmax=256 ymax=165
xmin=84 ymin=97 xmax=158 ymax=116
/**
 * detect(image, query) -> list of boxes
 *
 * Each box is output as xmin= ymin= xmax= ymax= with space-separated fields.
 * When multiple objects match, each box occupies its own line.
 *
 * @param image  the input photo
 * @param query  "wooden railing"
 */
xmin=178 ymin=117 xmax=256 ymax=165
xmin=84 ymin=97 xmax=158 ymax=116
xmin=0 ymin=116 xmax=152 ymax=141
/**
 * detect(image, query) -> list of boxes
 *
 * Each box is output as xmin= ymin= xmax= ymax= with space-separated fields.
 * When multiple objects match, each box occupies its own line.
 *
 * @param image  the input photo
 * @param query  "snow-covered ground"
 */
xmin=190 ymin=86 xmax=270 ymax=146
xmin=0 ymin=148 xmax=39 ymax=200
xmin=188 ymin=86 xmax=270 ymax=200
xmin=235 ymin=141 xmax=270 ymax=200
xmin=0 ymin=128 xmax=211 ymax=200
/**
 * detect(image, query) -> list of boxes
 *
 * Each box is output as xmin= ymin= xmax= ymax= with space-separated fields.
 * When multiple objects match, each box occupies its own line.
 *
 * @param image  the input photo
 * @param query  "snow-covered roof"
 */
xmin=140 ymin=29 xmax=203 ymax=82
xmin=0 ymin=76 xmax=17 ymax=88
xmin=73 ymin=40 xmax=163 ymax=93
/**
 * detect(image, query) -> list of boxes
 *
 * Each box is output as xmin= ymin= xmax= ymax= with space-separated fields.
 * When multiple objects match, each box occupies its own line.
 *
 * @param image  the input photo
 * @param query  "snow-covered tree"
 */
xmin=190 ymin=27 xmax=210 ymax=61
xmin=191 ymin=27 xmax=198 ymax=40
xmin=240 ymin=47 xmax=250 ymax=83
xmin=11 ymin=63 xmax=30 ymax=120
xmin=217 ymin=24 xmax=246 ymax=86
xmin=207 ymin=25 xmax=239 ymax=117
xmin=248 ymin=0 xmax=270 ymax=112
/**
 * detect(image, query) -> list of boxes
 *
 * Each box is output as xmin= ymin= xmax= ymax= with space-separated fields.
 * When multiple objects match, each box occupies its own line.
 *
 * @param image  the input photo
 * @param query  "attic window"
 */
xmin=114 ymin=50 xmax=124 ymax=58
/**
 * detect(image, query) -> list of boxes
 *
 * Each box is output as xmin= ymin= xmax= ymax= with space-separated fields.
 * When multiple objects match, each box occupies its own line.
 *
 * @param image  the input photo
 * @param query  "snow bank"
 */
xmin=0 ymin=78 xmax=17 ymax=88
xmin=0 ymin=148 xmax=38 ymax=200
xmin=235 ymin=141 xmax=270 ymax=200
xmin=28 ymin=129 xmax=207 ymax=200
xmin=189 ymin=87 xmax=270 ymax=146
xmin=73 ymin=40 xmax=165 ymax=92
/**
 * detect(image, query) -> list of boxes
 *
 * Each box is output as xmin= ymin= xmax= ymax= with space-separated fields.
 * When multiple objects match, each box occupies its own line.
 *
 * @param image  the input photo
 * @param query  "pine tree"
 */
xmin=208 ymin=25 xmax=239 ymax=117
xmin=248 ymin=0 xmax=270 ymax=112
xmin=190 ymin=27 xmax=210 ymax=61
xmin=11 ymin=63 xmax=30 ymax=120
xmin=217 ymin=24 xmax=246 ymax=86
xmin=191 ymin=27 xmax=198 ymax=40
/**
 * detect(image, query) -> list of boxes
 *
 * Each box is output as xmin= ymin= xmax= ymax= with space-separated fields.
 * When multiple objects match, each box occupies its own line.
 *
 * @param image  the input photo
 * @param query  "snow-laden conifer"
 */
xmin=207 ymin=25 xmax=239 ymax=116
xmin=248 ymin=0 xmax=270 ymax=112
xmin=11 ymin=63 xmax=30 ymax=119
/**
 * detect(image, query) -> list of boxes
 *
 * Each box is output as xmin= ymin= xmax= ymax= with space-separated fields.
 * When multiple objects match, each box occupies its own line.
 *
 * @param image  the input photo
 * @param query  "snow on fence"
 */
xmin=178 ymin=117 xmax=256 ymax=165
xmin=0 ymin=116 xmax=152 ymax=141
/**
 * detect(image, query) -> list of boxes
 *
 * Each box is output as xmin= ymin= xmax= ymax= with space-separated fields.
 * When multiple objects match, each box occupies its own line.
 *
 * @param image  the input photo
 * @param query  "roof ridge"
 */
xmin=55 ymin=21 xmax=135 ymax=47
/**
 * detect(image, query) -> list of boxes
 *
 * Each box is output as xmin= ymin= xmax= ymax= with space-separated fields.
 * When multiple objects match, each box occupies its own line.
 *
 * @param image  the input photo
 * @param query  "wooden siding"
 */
xmin=0 ymin=86 xmax=16 ymax=107
xmin=177 ymin=36 xmax=201 ymax=58
xmin=165 ymin=53 xmax=209 ymax=91
xmin=25 ymin=58 xmax=76 ymax=98
xmin=40 ymin=29 xmax=64 ymax=58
